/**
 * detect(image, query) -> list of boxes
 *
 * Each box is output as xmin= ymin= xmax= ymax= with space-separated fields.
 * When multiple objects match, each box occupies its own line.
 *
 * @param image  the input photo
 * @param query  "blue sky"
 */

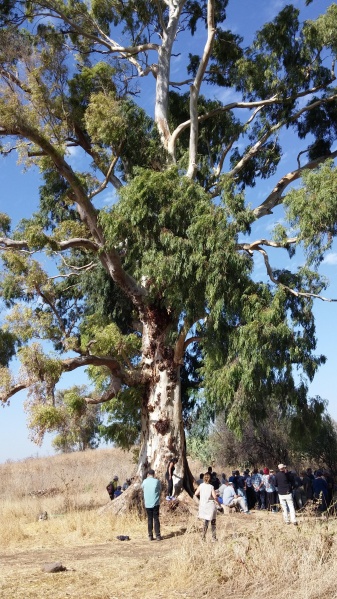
xmin=1 ymin=0 xmax=336 ymax=463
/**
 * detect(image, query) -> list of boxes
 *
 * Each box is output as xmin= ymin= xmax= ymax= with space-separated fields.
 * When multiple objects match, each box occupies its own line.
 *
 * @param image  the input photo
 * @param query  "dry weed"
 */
xmin=3 ymin=450 xmax=337 ymax=598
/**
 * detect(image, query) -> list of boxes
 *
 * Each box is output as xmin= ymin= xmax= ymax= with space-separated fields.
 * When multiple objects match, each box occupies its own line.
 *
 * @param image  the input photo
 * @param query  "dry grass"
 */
xmin=1 ymin=449 xmax=337 ymax=599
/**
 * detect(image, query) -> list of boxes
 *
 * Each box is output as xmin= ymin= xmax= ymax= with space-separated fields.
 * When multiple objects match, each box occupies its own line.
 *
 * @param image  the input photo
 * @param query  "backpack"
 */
xmin=106 ymin=482 xmax=114 ymax=496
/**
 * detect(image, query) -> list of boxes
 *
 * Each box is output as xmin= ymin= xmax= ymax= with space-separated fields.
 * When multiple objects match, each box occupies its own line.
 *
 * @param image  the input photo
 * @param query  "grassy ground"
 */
xmin=1 ymin=449 xmax=337 ymax=599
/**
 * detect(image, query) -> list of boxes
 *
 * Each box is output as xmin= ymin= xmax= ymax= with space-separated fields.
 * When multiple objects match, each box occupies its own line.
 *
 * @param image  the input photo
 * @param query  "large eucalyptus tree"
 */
xmin=1 ymin=0 xmax=337 ymax=493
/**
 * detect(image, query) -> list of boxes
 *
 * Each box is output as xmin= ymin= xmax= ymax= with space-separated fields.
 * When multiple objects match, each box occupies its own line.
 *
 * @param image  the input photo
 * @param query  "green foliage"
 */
xmin=1 ymin=0 xmax=337 ymax=462
xmin=80 ymin=316 xmax=140 ymax=361
xmin=19 ymin=343 xmax=63 ymax=396
xmin=284 ymin=161 xmax=337 ymax=264
xmin=202 ymin=283 xmax=325 ymax=433
xmin=28 ymin=385 xmax=102 ymax=450
xmin=200 ymin=397 xmax=333 ymax=471
xmin=0 ymin=329 xmax=17 ymax=366
xmin=85 ymin=91 xmax=127 ymax=148
xmin=100 ymin=167 xmax=251 ymax=326
xmin=0 ymin=212 xmax=11 ymax=235
xmin=100 ymin=387 xmax=142 ymax=449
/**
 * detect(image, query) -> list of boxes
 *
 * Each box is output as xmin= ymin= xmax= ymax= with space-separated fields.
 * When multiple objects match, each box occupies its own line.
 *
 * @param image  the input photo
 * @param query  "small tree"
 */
xmin=28 ymin=386 xmax=102 ymax=452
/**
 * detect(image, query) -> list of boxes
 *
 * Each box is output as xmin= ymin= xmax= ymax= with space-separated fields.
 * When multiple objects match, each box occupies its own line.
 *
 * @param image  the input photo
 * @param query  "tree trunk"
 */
xmin=136 ymin=321 xmax=195 ymax=496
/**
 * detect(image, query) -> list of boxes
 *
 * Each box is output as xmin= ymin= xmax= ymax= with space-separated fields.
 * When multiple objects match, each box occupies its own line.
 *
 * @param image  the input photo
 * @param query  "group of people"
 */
xmin=106 ymin=475 xmax=133 ymax=500
xmin=194 ymin=464 xmax=335 ymax=540
xmin=108 ymin=460 xmax=335 ymax=543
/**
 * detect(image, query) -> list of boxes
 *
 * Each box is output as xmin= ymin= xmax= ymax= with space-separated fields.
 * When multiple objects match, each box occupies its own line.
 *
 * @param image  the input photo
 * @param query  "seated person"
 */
xmin=114 ymin=485 xmax=123 ymax=499
xmin=221 ymin=481 xmax=249 ymax=513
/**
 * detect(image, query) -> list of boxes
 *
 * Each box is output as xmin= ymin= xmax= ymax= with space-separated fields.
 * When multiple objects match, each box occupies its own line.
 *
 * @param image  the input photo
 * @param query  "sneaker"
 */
xmin=156 ymin=536 xmax=162 ymax=541
xmin=148 ymin=535 xmax=154 ymax=541
xmin=166 ymin=496 xmax=171 ymax=501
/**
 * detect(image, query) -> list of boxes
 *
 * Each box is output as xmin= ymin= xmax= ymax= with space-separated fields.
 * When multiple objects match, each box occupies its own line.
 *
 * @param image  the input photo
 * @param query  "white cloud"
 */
xmin=323 ymin=253 xmax=337 ymax=265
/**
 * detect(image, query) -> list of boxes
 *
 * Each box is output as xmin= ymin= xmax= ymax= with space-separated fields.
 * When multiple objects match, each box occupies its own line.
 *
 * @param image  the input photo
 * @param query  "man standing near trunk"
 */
xmin=142 ymin=469 xmax=162 ymax=541
xmin=275 ymin=464 xmax=297 ymax=526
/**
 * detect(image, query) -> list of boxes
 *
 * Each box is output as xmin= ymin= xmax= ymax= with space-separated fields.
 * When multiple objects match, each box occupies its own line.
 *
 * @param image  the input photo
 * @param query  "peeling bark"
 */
xmin=136 ymin=318 xmax=195 ymax=496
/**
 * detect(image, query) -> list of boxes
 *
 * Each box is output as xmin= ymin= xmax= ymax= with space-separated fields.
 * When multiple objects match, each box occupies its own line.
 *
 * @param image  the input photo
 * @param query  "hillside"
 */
xmin=1 ymin=449 xmax=337 ymax=599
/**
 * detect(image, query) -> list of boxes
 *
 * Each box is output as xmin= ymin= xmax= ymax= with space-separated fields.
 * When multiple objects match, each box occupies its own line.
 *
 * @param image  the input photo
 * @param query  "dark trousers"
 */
xmin=254 ymin=489 xmax=266 ymax=509
xmin=167 ymin=477 xmax=173 ymax=496
xmin=146 ymin=505 xmax=160 ymax=538
xmin=266 ymin=491 xmax=277 ymax=511
xmin=203 ymin=519 xmax=216 ymax=539
xmin=246 ymin=486 xmax=255 ymax=510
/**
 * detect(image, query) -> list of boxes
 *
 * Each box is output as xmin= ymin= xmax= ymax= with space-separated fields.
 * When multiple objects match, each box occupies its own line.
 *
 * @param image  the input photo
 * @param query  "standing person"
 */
xmin=194 ymin=472 xmax=221 ymax=541
xmin=251 ymin=468 xmax=266 ymax=509
xmin=275 ymin=464 xmax=297 ymax=525
xmin=304 ymin=468 xmax=314 ymax=500
xmin=211 ymin=471 xmax=220 ymax=490
xmin=244 ymin=470 xmax=256 ymax=511
xmin=313 ymin=470 xmax=329 ymax=513
xmin=142 ymin=469 xmax=162 ymax=541
xmin=166 ymin=457 xmax=178 ymax=499
xmin=234 ymin=470 xmax=249 ymax=512
xmin=106 ymin=475 xmax=119 ymax=500
xmin=263 ymin=468 xmax=277 ymax=512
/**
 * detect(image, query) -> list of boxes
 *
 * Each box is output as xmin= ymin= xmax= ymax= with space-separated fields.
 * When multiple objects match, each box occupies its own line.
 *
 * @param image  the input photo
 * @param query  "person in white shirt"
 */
xmin=221 ymin=481 xmax=249 ymax=513
xmin=194 ymin=472 xmax=221 ymax=541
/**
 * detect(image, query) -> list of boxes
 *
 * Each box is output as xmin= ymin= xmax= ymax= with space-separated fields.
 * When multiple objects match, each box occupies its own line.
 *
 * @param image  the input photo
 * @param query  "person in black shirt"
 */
xmin=275 ymin=464 xmax=297 ymax=525
xmin=165 ymin=457 xmax=178 ymax=498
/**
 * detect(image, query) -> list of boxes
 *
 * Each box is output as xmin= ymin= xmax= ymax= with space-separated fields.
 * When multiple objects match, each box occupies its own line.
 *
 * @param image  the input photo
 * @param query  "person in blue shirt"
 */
xmin=113 ymin=485 xmax=123 ymax=499
xmin=142 ymin=469 xmax=162 ymax=541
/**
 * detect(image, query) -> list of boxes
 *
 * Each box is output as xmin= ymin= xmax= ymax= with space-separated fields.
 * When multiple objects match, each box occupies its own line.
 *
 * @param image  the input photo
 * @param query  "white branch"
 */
xmin=187 ymin=0 xmax=216 ymax=179
xmin=254 ymin=149 xmax=337 ymax=219
xmin=257 ymin=246 xmax=337 ymax=302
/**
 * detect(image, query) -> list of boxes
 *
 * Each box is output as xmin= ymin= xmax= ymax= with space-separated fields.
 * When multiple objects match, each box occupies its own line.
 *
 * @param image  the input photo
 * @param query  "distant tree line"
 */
xmin=187 ymin=402 xmax=337 ymax=474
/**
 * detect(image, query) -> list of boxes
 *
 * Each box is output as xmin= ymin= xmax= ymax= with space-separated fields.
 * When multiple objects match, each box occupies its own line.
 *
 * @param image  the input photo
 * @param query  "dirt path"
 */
xmin=0 ymin=510 xmax=304 ymax=599
xmin=0 ymin=527 xmax=194 ymax=599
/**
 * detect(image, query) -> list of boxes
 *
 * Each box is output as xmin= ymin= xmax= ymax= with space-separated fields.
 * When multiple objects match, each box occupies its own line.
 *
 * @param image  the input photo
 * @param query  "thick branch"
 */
xmin=0 ymin=120 xmax=146 ymax=309
xmin=187 ymin=0 xmax=216 ymax=179
xmin=254 ymin=149 xmax=337 ymax=219
xmin=154 ymin=0 xmax=185 ymax=150
xmin=0 ymin=383 xmax=27 ymax=403
xmin=169 ymin=83 xmax=335 ymax=159
xmin=0 ymin=236 xmax=99 ymax=252
xmin=236 ymin=237 xmax=298 ymax=252
xmin=229 ymin=93 xmax=337 ymax=180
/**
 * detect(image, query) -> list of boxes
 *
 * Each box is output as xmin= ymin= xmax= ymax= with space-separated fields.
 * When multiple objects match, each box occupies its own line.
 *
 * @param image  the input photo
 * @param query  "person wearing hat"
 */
xmin=220 ymin=480 xmax=250 ymax=514
xmin=106 ymin=475 xmax=119 ymax=500
xmin=142 ymin=468 xmax=162 ymax=541
xmin=275 ymin=464 xmax=297 ymax=525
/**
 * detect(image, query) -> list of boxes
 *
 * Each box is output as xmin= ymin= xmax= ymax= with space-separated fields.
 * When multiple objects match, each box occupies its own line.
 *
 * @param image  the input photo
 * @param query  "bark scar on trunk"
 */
xmin=154 ymin=418 xmax=170 ymax=434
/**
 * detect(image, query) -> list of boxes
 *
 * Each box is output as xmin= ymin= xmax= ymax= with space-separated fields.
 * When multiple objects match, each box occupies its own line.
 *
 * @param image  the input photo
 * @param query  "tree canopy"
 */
xmin=1 ymin=0 xmax=337 ymax=485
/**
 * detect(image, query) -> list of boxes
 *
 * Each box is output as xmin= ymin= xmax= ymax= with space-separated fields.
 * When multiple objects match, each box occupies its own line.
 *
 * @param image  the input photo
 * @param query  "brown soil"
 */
xmin=0 ymin=507 xmax=302 ymax=599
xmin=1 ymin=536 xmax=177 ymax=599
